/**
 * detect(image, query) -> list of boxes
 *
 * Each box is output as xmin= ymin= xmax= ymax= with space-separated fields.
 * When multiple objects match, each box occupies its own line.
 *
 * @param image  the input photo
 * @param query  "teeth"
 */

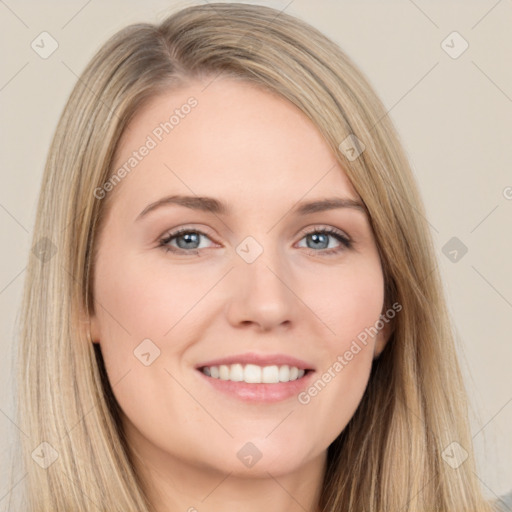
xmin=201 ymin=363 xmax=307 ymax=383
xmin=262 ymin=365 xmax=279 ymax=383
xmin=245 ymin=364 xmax=261 ymax=383
xmin=219 ymin=365 xmax=230 ymax=380
xmin=230 ymin=363 xmax=244 ymax=381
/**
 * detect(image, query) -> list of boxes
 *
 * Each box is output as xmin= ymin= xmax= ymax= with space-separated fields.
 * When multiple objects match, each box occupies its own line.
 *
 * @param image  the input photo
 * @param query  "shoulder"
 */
xmin=494 ymin=490 xmax=512 ymax=511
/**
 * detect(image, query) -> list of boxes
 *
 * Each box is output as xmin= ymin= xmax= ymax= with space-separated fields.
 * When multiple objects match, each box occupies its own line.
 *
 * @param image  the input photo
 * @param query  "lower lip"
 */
xmin=197 ymin=370 xmax=315 ymax=403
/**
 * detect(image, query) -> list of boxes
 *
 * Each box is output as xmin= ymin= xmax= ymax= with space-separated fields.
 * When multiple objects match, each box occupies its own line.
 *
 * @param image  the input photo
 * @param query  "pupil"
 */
xmin=178 ymin=232 xmax=199 ymax=249
xmin=309 ymin=233 xmax=328 ymax=249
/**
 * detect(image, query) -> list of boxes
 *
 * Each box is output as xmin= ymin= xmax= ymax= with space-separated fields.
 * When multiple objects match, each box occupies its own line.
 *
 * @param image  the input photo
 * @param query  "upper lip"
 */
xmin=195 ymin=352 xmax=315 ymax=371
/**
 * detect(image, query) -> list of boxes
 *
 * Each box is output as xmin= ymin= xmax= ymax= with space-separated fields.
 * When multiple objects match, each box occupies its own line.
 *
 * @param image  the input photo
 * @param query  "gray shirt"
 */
xmin=495 ymin=490 xmax=512 ymax=511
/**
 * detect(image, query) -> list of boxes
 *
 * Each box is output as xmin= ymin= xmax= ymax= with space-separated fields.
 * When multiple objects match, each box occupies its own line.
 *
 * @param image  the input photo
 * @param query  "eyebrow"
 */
xmin=136 ymin=194 xmax=366 ymax=221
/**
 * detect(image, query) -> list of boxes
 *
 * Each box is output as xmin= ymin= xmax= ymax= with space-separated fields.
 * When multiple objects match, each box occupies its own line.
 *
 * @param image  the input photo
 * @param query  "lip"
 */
xmin=195 ymin=352 xmax=315 ymax=371
xmin=196 ymin=368 xmax=315 ymax=403
xmin=194 ymin=352 xmax=316 ymax=403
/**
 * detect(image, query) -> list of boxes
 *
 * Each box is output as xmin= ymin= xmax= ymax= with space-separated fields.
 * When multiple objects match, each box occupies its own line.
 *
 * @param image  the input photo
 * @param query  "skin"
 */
xmin=89 ymin=77 xmax=391 ymax=512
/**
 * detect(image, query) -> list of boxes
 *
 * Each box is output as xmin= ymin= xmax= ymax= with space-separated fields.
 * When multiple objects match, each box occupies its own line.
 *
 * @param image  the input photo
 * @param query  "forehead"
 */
xmin=110 ymin=78 xmax=359 ymax=212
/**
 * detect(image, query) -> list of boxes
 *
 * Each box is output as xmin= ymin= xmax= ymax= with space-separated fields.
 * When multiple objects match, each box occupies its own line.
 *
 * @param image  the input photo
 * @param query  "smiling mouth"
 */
xmin=199 ymin=363 xmax=312 ymax=384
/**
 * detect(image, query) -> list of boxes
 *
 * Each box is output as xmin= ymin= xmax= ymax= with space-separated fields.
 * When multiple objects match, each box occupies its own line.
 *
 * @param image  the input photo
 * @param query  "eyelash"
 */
xmin=158 ymin=226 xmax=352 ymax=257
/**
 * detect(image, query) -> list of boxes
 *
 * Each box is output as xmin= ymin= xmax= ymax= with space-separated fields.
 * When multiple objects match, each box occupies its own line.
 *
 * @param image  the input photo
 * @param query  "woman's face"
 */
xmin=90 ymin=78 xmax=390 ymax=480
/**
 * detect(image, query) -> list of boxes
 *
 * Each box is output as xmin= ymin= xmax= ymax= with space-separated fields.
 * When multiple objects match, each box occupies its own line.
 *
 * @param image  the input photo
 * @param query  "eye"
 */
xmin=158 ymin=225 xmax=352 ymax=256
xmin=296 ymin=226 xmax=352 ymax=256
xmin=159 ymin=228 xmax=216 ymax=255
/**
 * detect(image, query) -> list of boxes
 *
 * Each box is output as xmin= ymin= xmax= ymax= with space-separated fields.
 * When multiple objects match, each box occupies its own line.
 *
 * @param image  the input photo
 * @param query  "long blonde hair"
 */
xmin=9 ymin=2 xmax=494 ymax=511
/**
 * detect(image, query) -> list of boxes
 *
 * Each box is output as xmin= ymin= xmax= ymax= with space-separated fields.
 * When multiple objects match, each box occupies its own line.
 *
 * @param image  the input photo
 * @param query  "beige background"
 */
xmin=1 ymin=0 xmax=511 ymax=505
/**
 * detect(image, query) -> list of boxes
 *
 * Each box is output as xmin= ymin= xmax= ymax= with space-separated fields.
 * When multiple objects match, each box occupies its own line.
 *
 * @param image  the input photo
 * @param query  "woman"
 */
xmin=8 ymin=2 xmax=503 ymax=511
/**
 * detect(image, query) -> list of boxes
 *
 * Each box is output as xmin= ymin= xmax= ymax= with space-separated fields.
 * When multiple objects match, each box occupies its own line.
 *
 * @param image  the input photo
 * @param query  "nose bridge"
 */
xmin=226 ymin=237 xmax=298 ymax=329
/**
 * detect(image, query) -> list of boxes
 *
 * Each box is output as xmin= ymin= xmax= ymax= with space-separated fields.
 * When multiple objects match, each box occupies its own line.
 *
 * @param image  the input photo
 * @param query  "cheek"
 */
xmin=296 ymin=255 xmax=384 ymax=432
xmin=92 ymin=252 xmax=195 ymax=434
xmin=93 ymin=249 xmax=204 ymax=344
xmin=91 ymin=242 xmax=227 ymax=395
xmin=90 ymin=250 xmax=189 ymax=399
xmin=303 ymin=253 xmax=385 ymax=347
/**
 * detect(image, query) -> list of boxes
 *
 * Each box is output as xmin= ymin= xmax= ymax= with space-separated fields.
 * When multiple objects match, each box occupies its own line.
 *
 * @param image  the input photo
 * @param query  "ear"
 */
xmin=373 ymin=319 xmax=393 ymax=359
xmin=80 ymin=307 xmax=101 ymax=344
xmin=89 ymin=313 xmax=101 ymax=344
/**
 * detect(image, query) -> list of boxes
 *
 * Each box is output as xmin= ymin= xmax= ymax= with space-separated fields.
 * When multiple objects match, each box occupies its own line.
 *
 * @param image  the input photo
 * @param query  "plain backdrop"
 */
xmin=1 ymin=0 xmax=511 ymax=505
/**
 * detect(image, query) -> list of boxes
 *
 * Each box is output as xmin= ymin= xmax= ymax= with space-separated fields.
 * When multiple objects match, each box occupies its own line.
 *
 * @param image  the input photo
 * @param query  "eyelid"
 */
xmin=158 ymin=223 xmax=352 ymax=255
xmin=299 ymin=224 xmax=350 ymax=239
xmin=159 ymin=225 xmax=219 ymax=248
xmin=160 ymin=222 xmax=214 ymax=235
xmin=296 ymin=224 xmax=352 ymax=253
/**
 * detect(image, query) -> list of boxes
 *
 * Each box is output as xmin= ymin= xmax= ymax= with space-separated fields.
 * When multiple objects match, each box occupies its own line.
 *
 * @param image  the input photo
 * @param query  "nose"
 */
xmin=224 ymin=249 xmax=300 ymax=332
